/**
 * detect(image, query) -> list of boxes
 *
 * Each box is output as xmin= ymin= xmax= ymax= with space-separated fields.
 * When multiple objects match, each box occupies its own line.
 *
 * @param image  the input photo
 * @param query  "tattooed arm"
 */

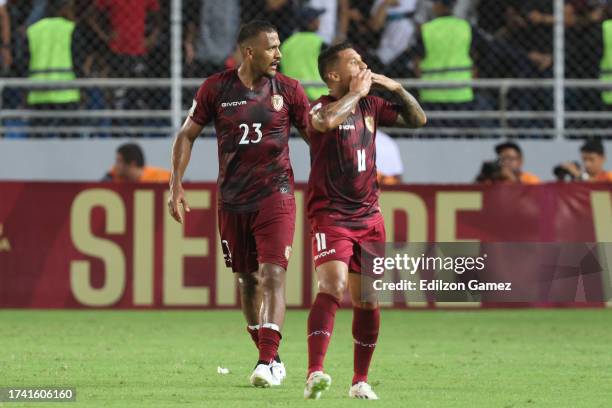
xmin=311 ymin=69 xmax=372 ymax=132
xmin=372 ymin=73 xmax=427 ymax=128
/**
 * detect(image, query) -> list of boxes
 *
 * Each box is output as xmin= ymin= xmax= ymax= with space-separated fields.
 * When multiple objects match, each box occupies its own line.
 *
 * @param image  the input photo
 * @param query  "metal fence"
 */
xmin=1 ymin=0 xmax=611 ymax=139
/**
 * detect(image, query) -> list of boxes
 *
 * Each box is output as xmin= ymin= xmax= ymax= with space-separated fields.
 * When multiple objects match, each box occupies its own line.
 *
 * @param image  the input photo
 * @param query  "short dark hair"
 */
xmin=117 ymin=143 xmax=145 ymax=167
xmin=237 ymin=20 xmax=277 ymax=45
xmin=495 ymin=141 xmax=522 ymax=157
xmin=318 ymin=42 xmax=354 ymax=83
xmin=580 ymin=139 xmax=605 ymax=156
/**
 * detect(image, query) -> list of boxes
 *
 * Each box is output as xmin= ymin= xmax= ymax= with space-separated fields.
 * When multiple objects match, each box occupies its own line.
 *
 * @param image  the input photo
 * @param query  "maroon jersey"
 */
xmin=307 ymin=95 xmax=400 ymax=228
xmin=189 ymin=69 xmax=310 ymax=212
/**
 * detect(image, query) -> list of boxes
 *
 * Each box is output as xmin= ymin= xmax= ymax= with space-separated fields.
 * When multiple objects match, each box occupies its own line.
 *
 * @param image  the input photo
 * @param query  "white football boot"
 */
xmin=348 ymin=381 xmax=379 ymax=399
xmin=250 ymin=363 xmax=280 ymax=388
xmin=270 ymin=360 xmax=286 ymax=384
xmin=303 ymin=371 xmax=332 ymax=400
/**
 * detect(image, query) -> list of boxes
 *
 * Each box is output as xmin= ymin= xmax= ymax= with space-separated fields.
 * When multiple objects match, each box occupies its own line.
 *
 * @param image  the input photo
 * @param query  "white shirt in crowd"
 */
xmin=308 ymin=0 xmax=337 ymax=45
xmin=375 ymin=130 xmax=404 ymax=177
xmin=371 ymin=0 xmax=422 ymax=64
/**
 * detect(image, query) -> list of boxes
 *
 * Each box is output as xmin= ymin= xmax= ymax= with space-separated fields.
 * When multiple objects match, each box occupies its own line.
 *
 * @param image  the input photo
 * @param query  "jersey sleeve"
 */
xmin=189 ymin=79 xmax=216 ymax=126
xmin=289 ymin=82 xmax=310 ymax=131
xmin=374 ymin=96 xmax=401 ymax=127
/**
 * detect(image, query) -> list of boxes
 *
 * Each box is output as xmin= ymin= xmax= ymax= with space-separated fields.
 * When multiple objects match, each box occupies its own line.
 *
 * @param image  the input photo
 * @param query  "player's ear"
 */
xmin=327 ymin=71 xmax=340 ymax=84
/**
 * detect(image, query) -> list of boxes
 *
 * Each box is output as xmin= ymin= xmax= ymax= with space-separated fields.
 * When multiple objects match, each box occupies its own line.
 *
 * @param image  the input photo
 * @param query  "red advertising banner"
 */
xmin=0 ymin=182 xmax=610 ymax=309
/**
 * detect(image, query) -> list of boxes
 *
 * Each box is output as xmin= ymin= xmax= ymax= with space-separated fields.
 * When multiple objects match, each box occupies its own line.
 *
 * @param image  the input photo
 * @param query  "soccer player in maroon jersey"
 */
xmin=303 ymin=42 xmax=426 ymax=400
xmin=167 ymin=20 xmax=310 ymax=388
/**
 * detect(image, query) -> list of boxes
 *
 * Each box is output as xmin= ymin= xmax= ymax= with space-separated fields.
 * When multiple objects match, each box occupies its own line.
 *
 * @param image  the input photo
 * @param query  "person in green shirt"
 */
xmin=280 ymin=7 xmax=328 ymax=101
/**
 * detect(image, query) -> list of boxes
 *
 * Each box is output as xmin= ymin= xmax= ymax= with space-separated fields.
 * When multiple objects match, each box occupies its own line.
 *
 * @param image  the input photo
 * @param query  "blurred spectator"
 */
xmin=559 ymin=139 xmax=612 ymax=182
xmin=280 ymin=6 xmax=327 ymax=100
xmin=90 ymin=0 xmax=160 ymax=75
xmin=89 ymin=0 xmax=160 ymax=113
xmin=0 ymin=0 xmax=11 ymax=73
xmin=25 ymin=0 xmax=83 ymax=138
xmin=375 ymin=130 xmax=404 ymax=185
xmin=413 ymin=0 xmax=484 ymax=127
xmin=103 ymin=143 xmax=171 ymax=182
xmin=563 ymin=1 xmax=606 ymax=129
xmin=453 ymin=0 xmax=479 ymax=23
xmin=495 ymin=141 xmax=540 ymax=184
xmin=243 ymin=0 xmax=296 ymax=42
xmin=369 ymin=0 xmax=424 ymax=74
xmin=346 ymin=0 xmax=378 ymax=55
xmin=308 ymin=0 xmax=350 ymax=45
xmin=184 ymin=0 xmax=240 ymax=77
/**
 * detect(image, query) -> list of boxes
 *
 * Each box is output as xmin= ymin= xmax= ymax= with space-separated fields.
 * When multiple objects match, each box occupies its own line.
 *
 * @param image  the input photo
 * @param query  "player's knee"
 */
xmin=238 ymin=272 xmax=259 ymax=292
xmin=260 ymin=264 xmax=285 ymax=290
xmin=319 ymin=278 xmax=347 ymax=301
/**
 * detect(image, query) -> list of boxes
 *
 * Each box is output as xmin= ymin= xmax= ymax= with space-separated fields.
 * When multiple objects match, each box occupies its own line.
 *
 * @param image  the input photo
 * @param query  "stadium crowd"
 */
xmin=1 ymin=0 xmax=612 ymax=140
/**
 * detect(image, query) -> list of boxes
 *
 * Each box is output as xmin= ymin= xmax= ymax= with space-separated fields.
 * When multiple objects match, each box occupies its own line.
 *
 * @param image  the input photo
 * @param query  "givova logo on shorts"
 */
xmin=314 ymin=233 xmax=335 ymax=261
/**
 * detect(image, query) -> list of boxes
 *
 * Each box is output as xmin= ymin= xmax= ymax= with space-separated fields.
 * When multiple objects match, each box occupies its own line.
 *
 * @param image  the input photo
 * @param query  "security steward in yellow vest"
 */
xmin=600 ymin=10 xmax=612 ymax=108
xmin=25 ymin=0 xmax=81 ymax=137
xmin=280 ymin=6 xmax=328 ymax=101
xmin=413 ymin=0 xmax=484 ymax=128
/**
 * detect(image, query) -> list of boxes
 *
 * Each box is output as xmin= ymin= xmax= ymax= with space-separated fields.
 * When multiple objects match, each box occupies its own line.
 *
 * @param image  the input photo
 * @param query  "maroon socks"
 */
xmin=307 ymin=293 xmax=340 ymax=375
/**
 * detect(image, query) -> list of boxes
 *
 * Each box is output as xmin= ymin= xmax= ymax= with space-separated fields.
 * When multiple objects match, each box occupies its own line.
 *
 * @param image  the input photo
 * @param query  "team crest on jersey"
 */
xmin=365 ymin=116 xmax=375 ymax=133
xmin=271 ymin=94 xmax=283 ymax=111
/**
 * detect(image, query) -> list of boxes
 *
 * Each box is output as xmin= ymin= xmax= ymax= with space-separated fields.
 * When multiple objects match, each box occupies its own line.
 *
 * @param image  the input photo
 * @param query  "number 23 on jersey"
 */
xmin=239 ymin=123 xmax=262 ymax=145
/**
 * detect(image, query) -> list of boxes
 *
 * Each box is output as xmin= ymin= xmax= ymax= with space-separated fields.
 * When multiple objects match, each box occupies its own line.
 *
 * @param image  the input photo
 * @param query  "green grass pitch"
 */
xmin=1 ymin=309 xmax=611 ymax=407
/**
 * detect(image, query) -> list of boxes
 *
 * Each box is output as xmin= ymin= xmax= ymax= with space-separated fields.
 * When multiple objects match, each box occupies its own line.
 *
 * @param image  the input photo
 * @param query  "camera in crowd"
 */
xmin=475 ymin=160 xmax=504 ymax=183
xmin=553 ymin=161 xmax=581 ymax=181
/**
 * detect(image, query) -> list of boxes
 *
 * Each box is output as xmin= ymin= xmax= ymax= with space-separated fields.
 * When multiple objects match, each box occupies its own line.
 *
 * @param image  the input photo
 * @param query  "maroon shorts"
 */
xmin=218 ymin=197 xmax=296 ymax=274
xmin=310 ymin=217 xmax=386 ymax=274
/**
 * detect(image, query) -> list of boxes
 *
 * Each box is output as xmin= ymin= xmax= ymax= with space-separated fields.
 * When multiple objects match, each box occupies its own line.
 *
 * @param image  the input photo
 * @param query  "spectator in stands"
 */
xmin=0 ymin=0 xmax=11 ymax=73
xmin=346 ymin=0 xmax=379 ymax=56
xmin=90 ymin=0 xmax=160 ymax=77
xmin=184 ymin=0 xmax=240 ymax=77
xmin=25 ymin=0 xmax=83 ymax=138
xmin=559 ymin=139 xmax=612 ymax=182
xmin=280 ymin=6 xmax=328 ymax=100
xmin=369 ymin=0 xmax=424 ymax=75
xmin=413 ymin=0 xmax=484 ymax=127
xmin=103 ymin=143 xmax=171 ymax=182
xmin=565 ymin=0 xmax=605 ymax=126
xmin=243 ymin=0 xmax=296 ymax=42
xmin=375 ymin=130 xmax=404 ymax=185
xmin=307 ymin=0 xmax=350 ymax=45
xmin=89 ymin=0 xmax=161 ymax=113
xmin=495 ymin=141 xmax=540 ymax=184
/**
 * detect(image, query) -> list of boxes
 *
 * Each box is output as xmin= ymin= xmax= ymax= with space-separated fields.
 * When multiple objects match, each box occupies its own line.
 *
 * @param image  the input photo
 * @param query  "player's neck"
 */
xmin=237 ymin=64 xmax=264 ymax=90
xmin=329 ymin=86 xmax=348 ymax=100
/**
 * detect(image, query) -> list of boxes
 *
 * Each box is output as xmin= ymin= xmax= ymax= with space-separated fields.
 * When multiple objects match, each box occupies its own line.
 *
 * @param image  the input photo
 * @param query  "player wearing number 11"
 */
xmin=167 ymin=20 xmax=310 ymax=388
xmin=304 ymin=42 xmax=426 ymax=400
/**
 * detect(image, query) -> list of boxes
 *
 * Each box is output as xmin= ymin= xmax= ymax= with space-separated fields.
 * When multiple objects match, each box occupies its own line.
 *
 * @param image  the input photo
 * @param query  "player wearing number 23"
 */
xmin=167 ymin=20 xmax=310 ymax=389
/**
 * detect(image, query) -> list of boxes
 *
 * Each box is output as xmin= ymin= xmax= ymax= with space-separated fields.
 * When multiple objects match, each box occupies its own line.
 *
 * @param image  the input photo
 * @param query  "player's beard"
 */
xmin=264 ymin=60 xmax=280 ymax=78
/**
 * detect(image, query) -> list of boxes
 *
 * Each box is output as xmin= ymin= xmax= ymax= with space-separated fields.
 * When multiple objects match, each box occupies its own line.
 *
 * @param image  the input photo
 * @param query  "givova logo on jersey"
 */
xmin=313 ymin=232 xmax=336 ymax=261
